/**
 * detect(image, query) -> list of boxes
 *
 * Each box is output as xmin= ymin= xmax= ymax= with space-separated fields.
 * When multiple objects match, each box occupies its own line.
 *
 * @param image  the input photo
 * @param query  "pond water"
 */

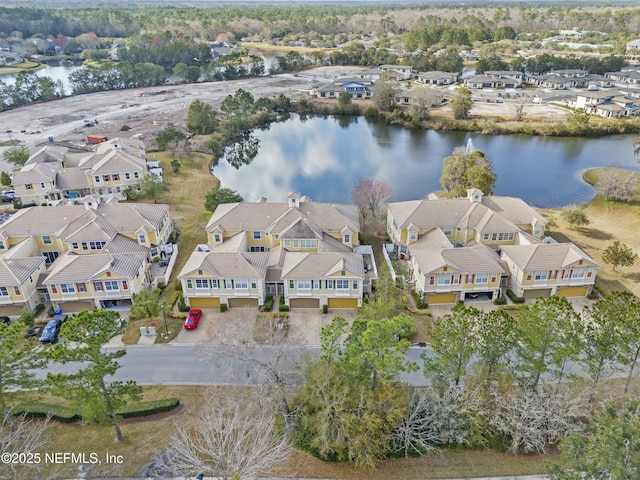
xmin=211 ymin=114 xmax=640 ymax=208
xmin=1 ymin=63 xmax=83 ymax=95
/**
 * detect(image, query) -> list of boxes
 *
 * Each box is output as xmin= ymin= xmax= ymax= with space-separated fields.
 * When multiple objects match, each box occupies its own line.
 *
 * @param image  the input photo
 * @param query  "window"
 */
xmin=104 ymin=281 xmax=118 ymax=291
xmin=60 ymin=283 xmax=75 ymax=293
xmin=289 ymin=280 xmax=295 ymax=289
xmin=94 ymin=176 xmax=100 ymax=183
xmin=293 ymin=240 xmax=299 ymax=248
xmin=453 ymin=275 xmax=460 ymax=285
xmin=298 ymin=280 xmax=311 ymax=290
xmin=103 ymin=175 xmax=110 ymax=182
xmin=563 ymin=270 xmax=571 ymax=279
xmin=40 ymin=182 xmax=46 ymax=189
xmin=113 ymin=174 xmax=120 ymax=181
xmin=0 ymin=241 xmax=4 ymax=250
xmin=498 ymin=232 xmax=515 ymax=241
xmin=429 ymin=276 xmax=435 ymax=286
xmin=125 ymin=173 xmax=130 ymax=180
xmin=134 ymin=172 xmax=139 ymax=179
xmin=492 ymin=233 xmax=498 ymax=241
xmin=572 ymin=269 xmax=585 ymax=279
xmin=72 ymin=242 xmax=78 ymax=249
xmin=312 ymin=280 xmax=320 ymax=289
xmin=253 ymin=231 xmax=261 ymax=240
xmin=186 ymin=279 xmax=193 ymax=289
xmin=444 ymin=227 xmax=453 ymax=235
xmin=251 ymin=280 xmax=257 ymax=289
xmin=195 ymin=279 xmax=209 ymax=289
xmin=483 ymin=233 xmax=490 ymax=241
xmin=326 ymin=279 xmax=335 ymax=289
xmin=300 ymin=239 xmax=316 ymax=248
xmin=437 ymin=275 xmax=451 ymax=286
xmin=534 ymin=226 xmax=541 ymax=235
xmin=534 ymin=271 xmax=547 ymax=281
xmin=236 ymin=279 xmax=248 ymax=290
xmin=409 ymin=231 xmax=416 ymax=241
xmin=13 ymin=286 xmax=20 ymax=296
xmin=82 ymin=242 xmax=88 ymax=251
xmin=122 ymin=280 xmax=128 ymax=290
xmin=25 ymin=183 xmax=33 ymax=190
xmin=77 ymin=283 xmax=86 ymax=292
xmin=43 ymin=251 xmax=59 ymax=265
xmin=343 ymin=234 xmax=350 ymax=243
xmin=0 ymin=286 xmax=10 ymax=296
xmin=476 ymin=274 xmax=488 ymax=284
xmin=284 ymin=240 xmax=291 ymax=247
xmin=138 ymin=234 xmax=146 ymax=243
xmin=211 ymin=279 xmax=219 ymax=288
xmin=90 ymin=241 xmax=105 ymax=250
xmin=42 ymin=235 xmax=52 ymax=245
xmin=225 ymin=279 xmax=234 ymax=289
xmin=93 ymin=281 xmax=103 ymax=291
xmin=352 ymin=280 xmax=358 ymax=289
xmin=214 ymin=234 xmax=221 ymax=243
xmin=336 ymin=279 xmax=349 ymax=290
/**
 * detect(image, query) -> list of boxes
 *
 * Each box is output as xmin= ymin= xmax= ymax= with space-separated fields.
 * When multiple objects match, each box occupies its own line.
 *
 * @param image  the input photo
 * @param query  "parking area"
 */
xmin=171 ymin=307 xmax=359 ymax=346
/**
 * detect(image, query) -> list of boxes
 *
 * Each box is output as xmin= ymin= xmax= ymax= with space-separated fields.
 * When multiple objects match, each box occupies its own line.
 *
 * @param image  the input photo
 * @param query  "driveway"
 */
xmin=171 ymin=307 xmax=358 ymax=346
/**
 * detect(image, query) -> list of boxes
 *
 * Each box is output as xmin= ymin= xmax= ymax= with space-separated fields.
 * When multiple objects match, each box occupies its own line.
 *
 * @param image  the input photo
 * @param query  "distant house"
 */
xmin=378 ymin=64 xmax=414 ymax=81
xmin=568 ymin=91 xmax=640 ymax=118
xmin=417 ymin=71 xmax=458 ymax=86
xmin=626 ymin=39 xmax=640 ymax=52
xmin=464 ymin=71 xmax=523 ymax=89
xmin=605 ymin=69 xmax=640 ymax=85
xmin=314 ymin=77 xmax=374 ymax=100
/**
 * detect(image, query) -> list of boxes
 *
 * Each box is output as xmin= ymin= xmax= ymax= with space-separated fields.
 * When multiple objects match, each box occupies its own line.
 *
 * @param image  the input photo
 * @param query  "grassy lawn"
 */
xmin=0 ymin=60 xmax=46 ymax=76
xmin=238 ymin=41 xmax=333 ymax=54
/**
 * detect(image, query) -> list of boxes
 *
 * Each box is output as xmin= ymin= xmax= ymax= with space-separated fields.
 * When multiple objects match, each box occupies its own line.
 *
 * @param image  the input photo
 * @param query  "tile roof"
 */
xmin=12 ymin=162 xmax=60 ymax=185
xmin=43 ymin=251 xmax=147 ymax=284
xmin=55 ymin=168 xmax=90 ymax=190
xmin=178 ymin=252 xmax=270 ymax=279
xmin=281 ymin=252 xmax=365 ymax=279
xmin=501 ymin=243 xmax=600 ymax=271
xmin=0 ymin=257 xmax=44 ymax=285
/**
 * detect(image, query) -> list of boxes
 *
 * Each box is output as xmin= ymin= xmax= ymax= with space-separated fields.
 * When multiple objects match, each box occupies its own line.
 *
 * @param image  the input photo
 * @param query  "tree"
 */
xmin=450 ymin=87 xmax=473 ymax=120
xmin=512 ymin=296 xmax=582 ymax=390
xmin=131 ymin=288 xmax=161 ymax=325
xmin=423 ymin=303 xmax=478 ymax=388
xmin=157 ymin=401 xmax=289 ymax=480
xmin=350 ymin=178 xmax=392 ymax=222
xmin=597 ymin=169 xmax=634 ymax=202
xmin=560 ymin=204 xmax=590 ymax=229
xmin=338 ymin=91 xmax=352 ymax=108
xmin=220 ymin=88 xmax=256 ymax=121
xmin=0 ymin=322 xmax=46 ymax=416
xmin=439 ymin=146 xmax=496 ymax=196
xmin=172 ymin=62 xmax=189 ymax=81
xmin=580 ymin=291 xmax=630 ymax=402
xmin=0 ymin=172 xmax=11 ymax=186
xmin=187 ymin=100 xmax=218 ymax=135
xmin=551 ymin=400 xmax=640 ymax=480
xmin=474 ymin=309 xmax=515 ymax=380
xmin=155 ymin=126 xmax=186 ymax=151
xmin=137 ymin=173 xmax=168 ymax=203
xmin=410 ymin=88 xmax=441 ymax=121
xmin=617 ymin=292 xmax=640 ymax=394
xmin=1 ymin=414 xmax=50 ymax=480
xmin=602 ymin=240 xmax=637 ymax=271
xmin=2 ymin=146 xmax=29 ymax=166
xmin=204 ymin=186 xmax=243 ymax=213
xmin=205 ymin=134 xmax=225 ymax=158
xmin=372 ymin=72 xmax=398 ymax=112
xmin=167 ymin=139 xmax=191 ymax=160
xmin=46 ymin=310 xmax=141 ymax=442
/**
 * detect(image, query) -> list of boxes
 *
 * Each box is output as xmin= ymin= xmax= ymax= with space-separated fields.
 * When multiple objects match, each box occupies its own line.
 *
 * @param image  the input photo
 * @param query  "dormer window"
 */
xmin=214 ymin=234 xmax=221 ymax=243
xmin=343 ymin=234 xmax=350 ymax=244
xmin=253 ymin=231 xmax=261 ymax=240
xmin=139 ymin=234 xmax=146 ymax=243
xmin=409 ymin=231 xmax=417 ymax=241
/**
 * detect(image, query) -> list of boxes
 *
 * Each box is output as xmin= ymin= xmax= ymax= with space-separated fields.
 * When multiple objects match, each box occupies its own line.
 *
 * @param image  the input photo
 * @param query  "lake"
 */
xmin=212 ymin=114 xmax=640 ymax=208
xmin=1 ymin=63 xmax=83 ymax=95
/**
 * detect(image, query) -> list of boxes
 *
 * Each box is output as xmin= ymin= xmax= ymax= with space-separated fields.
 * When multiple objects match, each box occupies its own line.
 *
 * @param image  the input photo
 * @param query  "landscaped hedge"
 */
xmin=494 ymin=296 xmax=507 ymax=305
xmin=506 ymin=289 xmax=525 ymax=304
xmin=220 ymin=303 xmax=228 ymax=312
xmin=11 ymin=402 xmax=79 ymax=423
xmin=11 ymin=397 xmax=180 ymax=423
xmin=260 ymin=295 xmax=274 ymax=312
xmin=279 ymin=304 xmax=290 ymax=312
xmin=116 ymin=397 xmax=180 ymax=419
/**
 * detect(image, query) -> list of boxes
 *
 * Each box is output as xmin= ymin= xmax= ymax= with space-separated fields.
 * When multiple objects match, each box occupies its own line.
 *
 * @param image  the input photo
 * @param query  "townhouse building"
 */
xmin=0 ymin=200 xmax=173 ymax=315
xmin=179 ymin=193 xmax=376 ymax=310
xmin=387 ymin=189 xmax=598 ymax=304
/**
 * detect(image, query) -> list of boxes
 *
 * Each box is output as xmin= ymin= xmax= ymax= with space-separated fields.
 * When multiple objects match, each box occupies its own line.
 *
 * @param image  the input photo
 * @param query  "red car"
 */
xmin=183 ymin=309 xmax=202 ymax=330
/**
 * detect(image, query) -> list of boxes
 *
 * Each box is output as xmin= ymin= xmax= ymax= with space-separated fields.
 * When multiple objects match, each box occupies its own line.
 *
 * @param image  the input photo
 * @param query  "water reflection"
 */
xmin=211 ymin=114 xmax=640 ymax=208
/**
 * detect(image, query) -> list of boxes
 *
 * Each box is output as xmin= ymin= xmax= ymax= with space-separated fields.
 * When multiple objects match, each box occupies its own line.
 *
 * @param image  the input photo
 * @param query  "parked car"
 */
xmin=0 ymin=316 xmax=10 ymax=325
xmin=25 ymin=325 xmax=43 ymax=339
xmin=183 ymin=309 xmax=202 ymax=330
xmin=39 ymin=313 xmax=68 ymax=344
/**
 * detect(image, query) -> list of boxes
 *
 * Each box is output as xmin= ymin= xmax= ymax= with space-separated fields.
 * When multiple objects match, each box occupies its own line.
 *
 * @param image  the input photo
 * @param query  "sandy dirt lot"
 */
xmin=0 ymin=66 xmax=568 ymax=147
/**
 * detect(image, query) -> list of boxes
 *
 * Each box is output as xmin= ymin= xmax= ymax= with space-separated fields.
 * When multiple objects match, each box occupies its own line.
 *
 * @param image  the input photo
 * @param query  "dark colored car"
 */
xmin=0 ymin=316 xmax=10 ymax=325
xmin=39 ymin=313 xmax=68 ymax=344
xmin=183 ymin=309 xmax=202 ymax=330
xmin=25 ymin=326 xmax=43 ymax=339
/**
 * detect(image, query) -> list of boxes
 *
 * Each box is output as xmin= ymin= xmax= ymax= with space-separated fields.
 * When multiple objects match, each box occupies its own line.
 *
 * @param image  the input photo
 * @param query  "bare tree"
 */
xmin=351 ymin=177 xmax=392 ymax=223
xmin=0 ymin=414 xmax=50 ymax=479
xmin=481 ymin=384 xmax=585 ymax=454
xmin=597 ymin=169 xmax=634 ymax=202
xmin=157 ymin=401 xmax=290 ymax=480
xmin=410 ymin=88 xmax=442 ymax=120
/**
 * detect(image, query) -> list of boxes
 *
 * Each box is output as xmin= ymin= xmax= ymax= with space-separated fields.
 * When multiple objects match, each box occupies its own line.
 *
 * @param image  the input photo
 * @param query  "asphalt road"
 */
xmin=40 ymin=344 xmax=431 ymax=386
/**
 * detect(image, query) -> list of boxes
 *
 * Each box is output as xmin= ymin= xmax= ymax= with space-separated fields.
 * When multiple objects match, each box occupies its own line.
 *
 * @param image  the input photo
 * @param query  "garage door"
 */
xmin=189 ymin=297 xmax=220 ymax=308
xmin=290 ymin=298 xmax=320 ymax=309
xmin=523 ymin=288 xmax=552 ymax=300
xmin=328 ymin=298 xmax=358 ymax=309
xmin=0 ymin=305 xmax=24 ymax=317
xmin=557 ymin=286 xmax=588 ymax=297
xmin=61 ymin=301 xmax=93 ymax=313
xmin=427 ymin=293 xmax=458 ymax=304
xmin=228 ymin=298 xmax=259 ymax=308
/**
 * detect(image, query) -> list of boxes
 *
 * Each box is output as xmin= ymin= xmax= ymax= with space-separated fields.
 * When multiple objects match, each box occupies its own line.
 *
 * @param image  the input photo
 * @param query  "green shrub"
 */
xmin=11 ymin=402 xmax=79 ymax=423
xmin=279 ymin=304 xmax=289 ymax=312
xmin=494 ymin=296 xmax=507 ymax=305
xmin=260 ymin=295 xmax=274 ymax=312
xmin=157 ymin=281 xmax=165 ymax=290
xmin=363 ymin=106 xmax=379 ymax=118
xmin=587 ymin=289 xmax=599 ymax=300
xmin=506 ymin=289 xmax=525 ymax=304
xmin=18 ymin=310 xmax=36 ymax=327
xmin=279 ymin=295 xmax=285 ymax=305
xmin=47 ymin=306 xmax=55 ymax=317
xmin=177 ymin=294 xmax=189 ymax=312
xmin=174 ymin=279 xmax=183 ymax=292
xmin=153 ymin=256 xmax=160 ymax=263
xmin=322 ymin=304 xmax=328 ymax=314
xmin=34 ymin=303 xmax=45 ymax=315
xmin=115 ymin=397 xmax=180 ymax=419
xmin=220 ymin=303 xmax=228 ymax=312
